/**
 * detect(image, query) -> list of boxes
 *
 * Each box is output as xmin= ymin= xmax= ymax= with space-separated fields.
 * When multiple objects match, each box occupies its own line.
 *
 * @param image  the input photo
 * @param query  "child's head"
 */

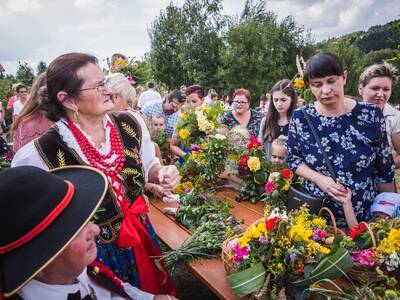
xmin=270 ymin=136 xmax=288 ymax=165
xmin=150 ymin=114 xmax=166 ymax=134
xmin=370 ymin=192 xmax=400 ymax=220
xmin=228 ymin=126 xmax=250 ymax=150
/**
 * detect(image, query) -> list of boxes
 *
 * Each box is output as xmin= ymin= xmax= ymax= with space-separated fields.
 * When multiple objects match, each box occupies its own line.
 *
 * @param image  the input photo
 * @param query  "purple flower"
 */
xmin=290 ymin=252 xmax=297 ymax=263
xmin=190 ymin=144 xmax=201 ymax=152
xmin=238 ymin=165 xmax=246 ymax=176
xmin=233 ymin=244 xmax=250 ymax=263
xmin=259 ymin=236 xmax=269 ymax=245
xmin=352 ymin=248 xmax=375 ymax=267
xmin=313 ymin=229 xmax=322 ymax=241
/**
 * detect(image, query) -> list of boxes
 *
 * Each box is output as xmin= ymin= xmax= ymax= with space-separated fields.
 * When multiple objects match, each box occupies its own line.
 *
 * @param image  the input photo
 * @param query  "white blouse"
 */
xmin=12 ymin=111 xmax=160 ymax=182
xmin=18 ymin=267 xmax=154 ymax=300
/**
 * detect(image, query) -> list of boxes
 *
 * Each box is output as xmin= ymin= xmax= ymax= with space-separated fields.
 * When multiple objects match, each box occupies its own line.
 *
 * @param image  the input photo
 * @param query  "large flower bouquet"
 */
xmin=235 ymin=135 xmax=271 ymax=203
xmin=344 ymin=218 xmax=400 ymax=281
xmin=264 ymin=166 xmax=294 ymax=209
xmin=104 ymin=55 xmax=151 ymax=86
xmin=175 ymin=102 xmax=224 ymax=148
xmin=224 ymin=205 xmax=352 ymax=298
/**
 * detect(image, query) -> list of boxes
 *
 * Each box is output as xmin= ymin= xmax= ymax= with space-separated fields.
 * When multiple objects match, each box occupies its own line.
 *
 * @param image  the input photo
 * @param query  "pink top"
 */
xmin=13 ymin=113 xmax=53 ymax=153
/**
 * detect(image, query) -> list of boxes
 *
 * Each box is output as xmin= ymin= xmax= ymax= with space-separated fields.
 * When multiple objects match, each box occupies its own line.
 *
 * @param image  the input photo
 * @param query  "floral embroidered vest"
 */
xmin=34 ymin=112 xmax=145 ymax=244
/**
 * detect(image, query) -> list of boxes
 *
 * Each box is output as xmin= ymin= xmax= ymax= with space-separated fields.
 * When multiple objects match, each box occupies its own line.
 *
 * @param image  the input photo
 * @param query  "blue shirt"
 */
xmin=287 ymin=102 xmax=395 ymax=226
xmin=141 ymin=100 xmax=181 ymax=137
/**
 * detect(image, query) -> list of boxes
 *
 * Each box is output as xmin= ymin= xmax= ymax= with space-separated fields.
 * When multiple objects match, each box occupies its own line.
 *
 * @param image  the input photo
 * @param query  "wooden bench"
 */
xmin=148 ymin=186 xmax=262 ymax=300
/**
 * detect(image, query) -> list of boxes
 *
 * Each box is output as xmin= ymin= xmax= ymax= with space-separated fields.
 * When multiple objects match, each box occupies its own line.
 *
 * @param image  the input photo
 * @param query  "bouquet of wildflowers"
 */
xmin=292 ymin=55 xmax=315 ymax=104
xmin=225 ymin=205 xmax=352 ymax=298
xmin=175 ymin=102 xmax=224 ymax=148
xmin=235 ymin=135 xmax=271 ymax=203
xmin=105 ymin=55 xmax=151 ymax=86
xmin=264 ymin=166 xmax=294 ymax=209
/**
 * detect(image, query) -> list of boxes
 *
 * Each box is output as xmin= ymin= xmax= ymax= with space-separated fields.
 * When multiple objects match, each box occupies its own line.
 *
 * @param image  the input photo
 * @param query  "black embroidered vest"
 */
xmin=34 ymin=112 xmax=145 ymax=244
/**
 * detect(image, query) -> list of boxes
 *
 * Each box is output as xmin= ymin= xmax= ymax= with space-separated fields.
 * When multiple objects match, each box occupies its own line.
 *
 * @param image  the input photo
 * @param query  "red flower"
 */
xmin=265 ymin=181 xmax=275 ymax=195
xmin=247 ymin=135 xmax=262 ymax=150
xmin=359 ymin=223 xmax=367 ymax=233
xmin=239 ymin=155 xmax=249 ymax=168
xmin=266 ymin=216 xmax=279 ymax=231
xmin=281 ymin=168 xmax=293 ymax=180
xmin=349 ymin=225 xmax=360 ymax=239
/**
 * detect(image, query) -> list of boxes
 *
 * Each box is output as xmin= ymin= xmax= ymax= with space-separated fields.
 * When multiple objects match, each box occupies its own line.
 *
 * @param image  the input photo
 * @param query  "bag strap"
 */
xmin=301 ymin=107 xmax=337 ymax=181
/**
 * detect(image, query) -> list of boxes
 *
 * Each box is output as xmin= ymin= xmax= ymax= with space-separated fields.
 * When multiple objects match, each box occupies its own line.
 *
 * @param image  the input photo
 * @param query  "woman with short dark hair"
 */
xmin=287 ymin=52 xmax=395 ymax=228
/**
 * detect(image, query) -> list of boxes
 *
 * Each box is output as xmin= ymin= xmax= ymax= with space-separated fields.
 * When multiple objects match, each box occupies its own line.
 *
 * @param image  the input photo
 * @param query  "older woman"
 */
xmin=12 ymin=53 xmax=178 ymax=295
xmin=358 ymin=62 xmax=400 ymax=168
xmin=221 ymin=88 xmax=263 ymax=136
xmin=287 ymin=52 xmax=395 ymax=228
xmin=105 ymin=72 xmax=137 ymax=110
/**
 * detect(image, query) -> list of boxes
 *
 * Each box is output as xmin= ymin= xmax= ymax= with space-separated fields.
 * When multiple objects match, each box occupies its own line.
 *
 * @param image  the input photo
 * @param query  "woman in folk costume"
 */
xmin=12 ymin=53 xmax=179 ymax=295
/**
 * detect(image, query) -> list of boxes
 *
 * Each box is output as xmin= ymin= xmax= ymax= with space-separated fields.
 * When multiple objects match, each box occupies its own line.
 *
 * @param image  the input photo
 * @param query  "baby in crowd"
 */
xmin=370 ymin=192 xmax=400 ymax=220
xmin=270 ymin=136 xmax=288 ymax=166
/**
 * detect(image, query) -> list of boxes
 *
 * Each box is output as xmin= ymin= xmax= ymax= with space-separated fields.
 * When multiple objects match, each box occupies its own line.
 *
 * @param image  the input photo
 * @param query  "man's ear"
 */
xmin=57 ymin=91 xmax=77 ymax=111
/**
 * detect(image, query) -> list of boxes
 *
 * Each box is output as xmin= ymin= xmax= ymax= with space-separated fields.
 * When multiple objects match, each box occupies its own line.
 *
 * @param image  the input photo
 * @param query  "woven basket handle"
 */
xmin=359 ymin=221 xmax=377 ymax=248
xmin=318 ymin=207 xmax=338 ymax=235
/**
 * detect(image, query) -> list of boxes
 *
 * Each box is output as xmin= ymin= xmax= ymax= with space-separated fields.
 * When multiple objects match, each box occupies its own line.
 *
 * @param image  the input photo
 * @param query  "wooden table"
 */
xmin=148 ymin=186 xmax=264 ymax=300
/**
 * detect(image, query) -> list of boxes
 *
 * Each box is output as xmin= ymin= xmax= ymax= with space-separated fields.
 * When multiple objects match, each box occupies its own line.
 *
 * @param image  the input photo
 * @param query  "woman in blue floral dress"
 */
xmin=287 ymin=52 xmax=395 ymax=227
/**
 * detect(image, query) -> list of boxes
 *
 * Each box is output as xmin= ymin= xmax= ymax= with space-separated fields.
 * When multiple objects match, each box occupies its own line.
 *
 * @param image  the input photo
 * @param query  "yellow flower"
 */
xmin=179 ymin=128 xmax=190 ymax=140
xmin=312 ymin=217 xmax=327 ymax=229
xmin=247 ymin=156 xmax=261 ymax=171
xmin=181 ymin=113 xmax=189 ymax=121
xmin=376 ymin=228 xmax=400 ymax=256
xmin=294 ymin=77 xmax=305 ymax=89
xmin=289 ymin=224 xmax=312 ymax=242
xmin=203 ymin=105 xmax=211 ymax=115
xmin=282 ymin=180 xmax=291 ymax=191
xmin=227 ymin=252 xmax=234 ymax=261
xmin=318 ymin=245 xmax=331 ymax=255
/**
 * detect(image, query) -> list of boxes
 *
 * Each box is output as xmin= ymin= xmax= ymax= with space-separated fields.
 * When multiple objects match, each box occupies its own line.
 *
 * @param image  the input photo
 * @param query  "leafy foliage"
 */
xmin=16 ymin=61 xmax=35 ymax=86
xmin=36 ymin=61 xmax=47 ymax=75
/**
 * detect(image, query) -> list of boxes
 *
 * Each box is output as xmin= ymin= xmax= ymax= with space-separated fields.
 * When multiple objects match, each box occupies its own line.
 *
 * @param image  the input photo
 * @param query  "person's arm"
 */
xmin=374 ymin=108 xmax=396 ymax=193
xmin=335 ymin=188 xmax=358 ymax=229
xmin=144 ymin=182 xmax=171 ymax=197
xmin=170 ymin=134 xmax=186 ymax=158
xmin=392 ymin=133 xmax=400 ymax=168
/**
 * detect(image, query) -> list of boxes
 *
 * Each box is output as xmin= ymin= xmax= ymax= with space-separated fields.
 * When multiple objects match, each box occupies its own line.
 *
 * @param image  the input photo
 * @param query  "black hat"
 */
xmin=0 ymin=165 xmax=108 ymax=297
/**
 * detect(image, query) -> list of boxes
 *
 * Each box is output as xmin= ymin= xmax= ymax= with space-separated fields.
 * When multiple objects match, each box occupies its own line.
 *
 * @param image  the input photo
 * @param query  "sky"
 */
xmin=0 ymin=0 xmax=399 ymax=75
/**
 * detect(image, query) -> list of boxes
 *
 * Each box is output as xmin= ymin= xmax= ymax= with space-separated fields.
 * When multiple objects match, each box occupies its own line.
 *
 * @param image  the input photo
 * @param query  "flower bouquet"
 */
xmin=345 ymin=218 xmax=400 ymax=283
xmin=151 ymin=131 xmax=171 ymax=164
xmin=161 ymin=213 xmax=241 ymax=272
xmin=175 ymin=102 xmax=224 ymax=148
xmin=104 ymin=55 xmax=151 ymax=86
xmin=175 ymin=190 xmax=233 ymax=230
xmin=235 ymin=135 xmax=272 ymax=203
xmin=292 ymin=55 xmax=315 ymax=104
xmin=223 ymin=205 xmax=352 ymax=298
xmin=264 ymin=166 xmax=294 ymax=209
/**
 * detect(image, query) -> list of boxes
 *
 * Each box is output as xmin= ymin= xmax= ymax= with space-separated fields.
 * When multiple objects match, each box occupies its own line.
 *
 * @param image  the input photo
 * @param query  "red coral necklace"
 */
xmin=67 ymin=119 xmax=125 ymax=176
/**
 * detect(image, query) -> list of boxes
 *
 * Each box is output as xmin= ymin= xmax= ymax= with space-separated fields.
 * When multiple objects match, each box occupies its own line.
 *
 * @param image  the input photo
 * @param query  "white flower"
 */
xmin=215 ymin=134 xmax=226 ymax=140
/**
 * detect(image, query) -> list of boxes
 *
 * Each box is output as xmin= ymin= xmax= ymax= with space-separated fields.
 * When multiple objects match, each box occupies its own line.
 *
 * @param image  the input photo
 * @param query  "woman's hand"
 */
xmin=333 ymin=187 xmax=353 ymax=207
xmin=314 ymin=174 xmax=347 ymax=200
xmin=158 ymin=165 xmax=180 ymax=190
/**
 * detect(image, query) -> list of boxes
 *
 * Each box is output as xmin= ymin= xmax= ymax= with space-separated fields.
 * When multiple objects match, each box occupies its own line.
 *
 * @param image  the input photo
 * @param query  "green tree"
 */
xmin=149 ymin=0 xmax=225 ymax=90
xmin=36 ymin=61 xmax=47 ymax=75
xmin=16 ymin=62 xmax=35 ymax=87
xmin=219 ymin=0 xmax=314 ymax=105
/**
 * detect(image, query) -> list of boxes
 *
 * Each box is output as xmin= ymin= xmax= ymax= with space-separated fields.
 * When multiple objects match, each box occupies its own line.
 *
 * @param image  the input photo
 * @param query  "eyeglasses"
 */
xmin=233 ymin=100 xmax=248 ymax=105
xmin=78 ymin=80 xmax=108 ymax=93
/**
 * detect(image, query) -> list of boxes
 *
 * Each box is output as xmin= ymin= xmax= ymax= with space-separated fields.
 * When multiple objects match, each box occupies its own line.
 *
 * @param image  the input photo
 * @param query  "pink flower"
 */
xmin=265 ymin=181 xmax=275 ymax=195
xmin=351 ymin=248 xmax=375 ymax=267
xmin=190 ymin=144 xmax=201 ymax=152
xmin=233 ymin=244 xmax=251 ymax=263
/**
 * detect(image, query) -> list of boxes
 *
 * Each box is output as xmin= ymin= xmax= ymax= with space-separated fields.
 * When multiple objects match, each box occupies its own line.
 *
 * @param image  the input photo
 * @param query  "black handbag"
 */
xmin=287 ymin=107 xmax=337 ymax=214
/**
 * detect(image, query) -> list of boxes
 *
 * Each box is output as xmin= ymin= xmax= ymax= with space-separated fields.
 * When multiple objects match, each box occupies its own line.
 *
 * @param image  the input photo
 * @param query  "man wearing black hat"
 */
xmin=0 ymin=166 xmax=177 ymax=300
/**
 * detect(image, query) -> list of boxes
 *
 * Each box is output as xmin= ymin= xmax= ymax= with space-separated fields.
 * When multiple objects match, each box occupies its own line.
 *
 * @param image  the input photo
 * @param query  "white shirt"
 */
xmin=12 ymin=111 xmax=160 ymax=182
xmin=13 ymin=100 xmax=24 ymax=116
xmin=18 ymin=267 xmax=154 ymax=300
xmin=137 ymin=89 xmax=162 ymax=108
xmin=383 ymin=103 xmax=400 ymax=150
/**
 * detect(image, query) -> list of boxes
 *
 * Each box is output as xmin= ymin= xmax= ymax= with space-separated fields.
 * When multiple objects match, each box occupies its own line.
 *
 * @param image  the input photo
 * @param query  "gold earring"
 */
xmin=73 ymin=110 xmax=79 ymax=123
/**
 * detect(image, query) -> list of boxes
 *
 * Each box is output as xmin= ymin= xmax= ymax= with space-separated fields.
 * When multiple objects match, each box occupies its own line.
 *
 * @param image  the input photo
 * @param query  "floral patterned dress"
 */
xmin=221 ymin=109 xmax=263 ymax=137
xmin=287 ymin=102 xmax=395 ymax=226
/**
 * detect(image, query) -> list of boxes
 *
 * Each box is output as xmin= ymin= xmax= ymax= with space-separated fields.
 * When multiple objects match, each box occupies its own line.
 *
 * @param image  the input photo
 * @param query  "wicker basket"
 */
xmin=221 ymin=218 xmax=264 ymax=275
xmin=346 ymin=221 xmax=381 ymax=283
xmin=318 ymin=206 xmax=345 ymax=236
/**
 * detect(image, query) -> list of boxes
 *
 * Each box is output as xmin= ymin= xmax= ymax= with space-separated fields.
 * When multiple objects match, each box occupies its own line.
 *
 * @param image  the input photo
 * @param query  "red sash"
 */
xmin=117 ymin=195 xmax=176 ymax=296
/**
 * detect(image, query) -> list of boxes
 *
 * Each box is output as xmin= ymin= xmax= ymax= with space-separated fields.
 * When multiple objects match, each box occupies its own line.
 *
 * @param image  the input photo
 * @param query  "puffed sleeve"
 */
xmin=11 ymin=140 xmax=49 ymax=170
xmin=286 ymin=109 xmax=306 ymax=172
xmin=122 ymin=282 xmax=154 ymax=300
xmin=373 ymin=107 xmax=395 ymax=184
xmin=128 ymin=111 xmax=160 ymax=181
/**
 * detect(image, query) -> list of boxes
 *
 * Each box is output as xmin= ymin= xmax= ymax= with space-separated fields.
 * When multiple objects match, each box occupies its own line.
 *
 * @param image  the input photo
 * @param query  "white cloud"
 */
xmin=6 ymin=0 xmax=40 ymax=12
xmin=73 ymin=0 xmax=106 ymax=9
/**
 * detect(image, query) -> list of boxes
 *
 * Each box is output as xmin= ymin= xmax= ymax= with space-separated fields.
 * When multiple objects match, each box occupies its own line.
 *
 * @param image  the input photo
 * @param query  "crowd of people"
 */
xmin=1 ymin=51 xmax=400 ymax=299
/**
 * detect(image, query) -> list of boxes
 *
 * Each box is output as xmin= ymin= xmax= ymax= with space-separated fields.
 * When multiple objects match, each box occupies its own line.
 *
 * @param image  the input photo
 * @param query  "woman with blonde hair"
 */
xmin=12 ymin=73 xmax=53 ymax=153
xmin=105 ymin=72 xmax=137 ymax=110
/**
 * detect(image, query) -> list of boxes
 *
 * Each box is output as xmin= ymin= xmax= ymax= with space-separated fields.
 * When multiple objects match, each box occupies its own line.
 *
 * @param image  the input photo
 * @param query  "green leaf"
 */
xmin=227 ymin=262 xmax=266 ymax=297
